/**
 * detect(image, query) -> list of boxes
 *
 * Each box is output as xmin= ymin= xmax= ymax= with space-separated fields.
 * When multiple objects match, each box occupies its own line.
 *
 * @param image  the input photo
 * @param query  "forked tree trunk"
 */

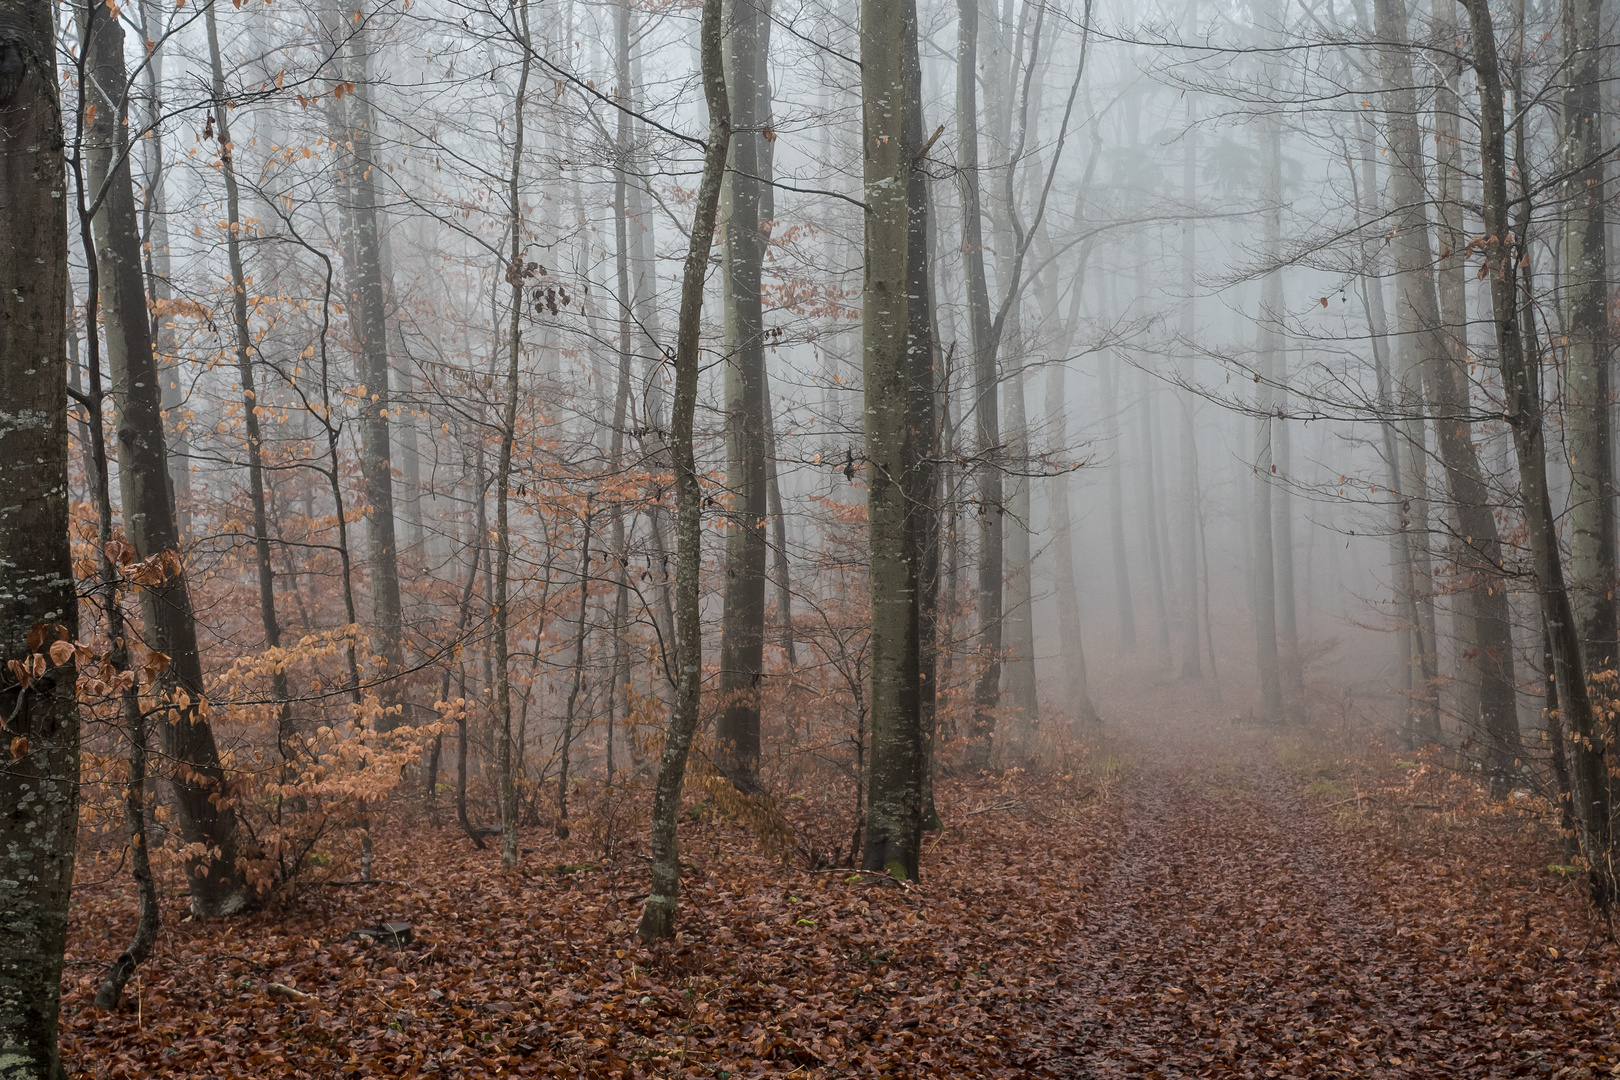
xmin=79 ymin=0 xmax=249 ymax=916
xmin=0 ymin=9 xmax=80 ymax=1068
xmin=636 ymin=0 xmax=731 ymax=940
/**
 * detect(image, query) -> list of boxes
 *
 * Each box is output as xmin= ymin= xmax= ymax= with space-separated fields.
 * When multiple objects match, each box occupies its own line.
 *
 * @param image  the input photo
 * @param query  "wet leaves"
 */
xmin=60 ymin=723 xmax=1620 ymax=1079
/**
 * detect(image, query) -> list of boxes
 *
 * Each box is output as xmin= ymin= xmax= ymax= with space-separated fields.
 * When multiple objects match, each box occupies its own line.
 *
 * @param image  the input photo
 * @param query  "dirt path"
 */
xmin=1032 ymin=704 xmax=1618 ymax=1079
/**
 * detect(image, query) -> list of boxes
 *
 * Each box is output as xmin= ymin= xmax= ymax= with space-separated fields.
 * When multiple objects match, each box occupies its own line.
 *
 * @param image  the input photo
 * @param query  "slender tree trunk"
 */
xmin=1461 ymin=0 xmax=1613 ymax=906
xmin=636 ymin=0 xmax=730 ymax=940
xmin=135 ymin=0 xmax=191 ymax=534
xmin=1104 ymin=353 xmax=1136 ymax=650
xmin=1139 ymin=367 xmax=1173 ymax=657
xmin=904 ymin=26 xmax=942 ymax=827
xmin=1179 ymin=95 xmax=1203 ymax=679
xmin=0 ymin=10 xmax=80 ymax=1067
xmin=494 ymin=0 xmax=533 ymax=871
xmin=763 ymin=367 xmax=797 ymax=665
xmin=328 ymin=0 xmax=405 ymax=708
xmin=1433 ymin=0 xmax=1480 ymax=731
xmin=857 ymin=0 xmax=922 ymax=880
xmin=1274 ymin=365 xmax=1304 ymax=711
xmin=79 ymin=0 xmax=249 ymax=916
xmin=205 ymin=3 xmax=293 ymax=756
xmin=956 ymin=0 xmax=1002 ymax=767
xmin=1253 ymin=111 xmax=1284 ymax=724
xmin=558 ymin=501 xmax=593 ymax=839
xmin=716 ymin=0 xmax=772 ymax=793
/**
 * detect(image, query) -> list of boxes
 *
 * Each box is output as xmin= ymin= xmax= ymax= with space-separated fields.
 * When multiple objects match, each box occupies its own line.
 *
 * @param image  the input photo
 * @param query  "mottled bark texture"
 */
xmin=1 ymin=4 xmax=79 ymax=1071
xmin=715 ymin=0 xmax=772 ymax=793
xmin=636 ymin=0 xmax=730 ymax=941
xmin=858 ymin=0 xmax=923 ymax=881
xmin=79 ymin=0 xmax=248 ymax=916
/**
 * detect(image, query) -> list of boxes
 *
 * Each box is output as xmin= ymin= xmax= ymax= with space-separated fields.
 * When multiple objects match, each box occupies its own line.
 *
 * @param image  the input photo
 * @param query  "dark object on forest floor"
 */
xmin=467 ymin=826 xmax=501 ymax=849
xmin=343 ymin=922 xmax=413 ymax=947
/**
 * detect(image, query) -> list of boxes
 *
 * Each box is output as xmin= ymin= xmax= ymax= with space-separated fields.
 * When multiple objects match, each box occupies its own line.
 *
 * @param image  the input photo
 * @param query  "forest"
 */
xmin=2 ymin=0 xmax=1620 ymax=1073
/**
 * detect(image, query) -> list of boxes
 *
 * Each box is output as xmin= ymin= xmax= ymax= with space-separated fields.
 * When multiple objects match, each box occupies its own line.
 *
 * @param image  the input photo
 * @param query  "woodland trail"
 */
xmin=59 ymin=676 xmax=1619 ymax=1080
xmin=1036 ymin=683 xmax=1619 ymax=1079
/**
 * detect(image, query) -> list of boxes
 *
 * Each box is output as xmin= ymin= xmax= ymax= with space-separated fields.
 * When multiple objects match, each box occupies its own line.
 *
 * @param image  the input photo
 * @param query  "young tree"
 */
xmin=637 ymin=0 xmax=731 ymax=941
xmin=1 ymin=4 xmax=80 ymax=1069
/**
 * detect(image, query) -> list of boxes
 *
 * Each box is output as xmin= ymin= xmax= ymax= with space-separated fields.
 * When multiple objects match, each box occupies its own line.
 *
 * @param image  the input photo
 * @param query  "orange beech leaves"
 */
xmin=61 ymin=709 xmax=1619 ymax=1079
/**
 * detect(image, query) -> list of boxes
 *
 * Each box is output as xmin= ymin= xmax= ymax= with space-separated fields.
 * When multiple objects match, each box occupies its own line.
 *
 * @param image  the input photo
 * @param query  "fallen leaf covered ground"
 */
xmin=62 ymin=677 xmax=1619 ymax=1078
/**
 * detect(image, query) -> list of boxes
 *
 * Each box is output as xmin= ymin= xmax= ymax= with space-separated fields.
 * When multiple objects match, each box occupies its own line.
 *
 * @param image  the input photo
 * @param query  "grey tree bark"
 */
xmin=205 ymin=1 xmax=293 ymax=754
xmin=1252 ymin=106 xmax=1285 ymax=725
xmin=956 ymin=0 xmax=1003 ymax=768
xmin=1178 ymin=96 xmax=1203 ymax=679
xmin=1460 ymin=0 xmax=1613 ymax=906
xmin=1104 ymin=352 xmax=1136 ymax=650
xmin=0 ymin=7 xmax=79 ymax=1070
xmin=1559 ymin=0 xmax=1616 ymax=676
xmin=636 ymin=0 xmax=730 ymax=940
xmin=1375 ymin=0 xmax=1517 ymax=760
xmin=327 ymin=0 xmax=405 ymax=707
xmin=494 ymin=0 xmax=532 ymax=871
xmin=858 ymin=0 xmax=922 ymax=879
xmin=715 ymin=0 xmax=772 ymax=793
xmin=79 ymin=0 xmax=249 ymax=916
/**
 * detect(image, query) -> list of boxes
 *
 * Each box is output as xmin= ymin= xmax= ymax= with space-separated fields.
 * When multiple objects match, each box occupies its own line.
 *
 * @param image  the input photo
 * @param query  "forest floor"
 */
xmin=63 ymin=667 xmax=1620 ymax=1079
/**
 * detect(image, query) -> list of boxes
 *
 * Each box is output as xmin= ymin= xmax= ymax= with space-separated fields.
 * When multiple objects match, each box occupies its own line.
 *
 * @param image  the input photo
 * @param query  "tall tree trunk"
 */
xmin=1036 ymin=244 xmax=1101 ymax=724
xmin=1178 ymin=95 xmax=1203 ymax=679
xmin=328 ymin=0 xmax=405 ymax=709
xmin=1560 ymin=0 xmax=1616 ymax=676
xmin=135 ymin=0 xmax=191 ymax=535
xmin=205 ymin=2 xmax=293 ymax=756
xmin=1433 ymin=0 xmax=1480 ymax=731
xmin=1253 ymin=110 xmax=1284 ymax=725
xmin=1461 ymin=0 xmax=1613 ymax=907
xmin=1139 ymin=366 xmax=1173 ymax=657
xmin=858 ymin=0 xmax=922 ymax=880
xmin=0 ymin=9 xmax=80 ymax=1068
xmin=956 ymin=0 xmax=1002 ymax=768
xmin=1274 ymin=364 xmax=1304 ymax=711
xmin=636 ymin=0 xmax=730 ymax=940
xmin=79 ymin=0 xmax=249 ymax=916
xmin=904 ymin=24 xmax=942 ymax=828
xmin=1376 ymin=0 xmax=1516 ymax=759
xmin=1104 ymin=353 xmax=1136 ymax=650
xmin=494 ymin=0 xmax=532 ymax=871
xmin=716 ymin=0 xmax=772 ymax=793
